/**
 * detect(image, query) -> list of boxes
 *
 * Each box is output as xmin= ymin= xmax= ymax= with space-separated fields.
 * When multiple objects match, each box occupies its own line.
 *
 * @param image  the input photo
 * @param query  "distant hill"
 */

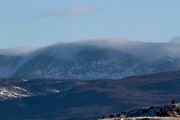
xmin=1 ymin=39 xmax=180 ymax=79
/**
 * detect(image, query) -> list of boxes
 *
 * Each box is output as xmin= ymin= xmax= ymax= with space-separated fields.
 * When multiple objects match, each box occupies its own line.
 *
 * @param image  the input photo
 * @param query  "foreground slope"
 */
xmin=0 ymin=71 xmax=180 ymax=120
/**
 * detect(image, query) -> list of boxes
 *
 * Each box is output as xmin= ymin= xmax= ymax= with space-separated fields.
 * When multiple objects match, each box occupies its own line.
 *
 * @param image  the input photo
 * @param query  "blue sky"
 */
xmin=0 ymin=0 xmax=180 ymax=48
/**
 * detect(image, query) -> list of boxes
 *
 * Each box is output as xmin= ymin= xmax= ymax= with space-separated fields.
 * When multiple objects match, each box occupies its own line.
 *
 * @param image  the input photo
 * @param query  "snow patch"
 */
xmin=0 ymin=86 xmax=30 ymax=100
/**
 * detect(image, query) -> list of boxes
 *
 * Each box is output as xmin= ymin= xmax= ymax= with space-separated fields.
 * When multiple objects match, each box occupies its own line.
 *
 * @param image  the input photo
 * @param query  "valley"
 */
xmin=0 ymin=70 xmax=179 ymax=120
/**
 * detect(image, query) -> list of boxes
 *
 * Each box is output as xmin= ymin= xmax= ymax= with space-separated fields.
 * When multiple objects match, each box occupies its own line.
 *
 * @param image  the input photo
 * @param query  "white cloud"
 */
xmin=41 ymin=7 xmax=97 ymax=17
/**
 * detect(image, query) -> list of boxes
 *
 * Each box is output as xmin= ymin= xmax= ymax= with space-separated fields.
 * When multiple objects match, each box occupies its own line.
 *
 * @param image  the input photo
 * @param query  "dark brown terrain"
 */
xmin=0 ymin=71 xmax=180 ymax=120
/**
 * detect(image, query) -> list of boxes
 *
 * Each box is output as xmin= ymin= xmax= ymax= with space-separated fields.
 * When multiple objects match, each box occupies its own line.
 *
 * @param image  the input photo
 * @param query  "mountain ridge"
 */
xmin=1 ymin=39 xmax=180 ymax=79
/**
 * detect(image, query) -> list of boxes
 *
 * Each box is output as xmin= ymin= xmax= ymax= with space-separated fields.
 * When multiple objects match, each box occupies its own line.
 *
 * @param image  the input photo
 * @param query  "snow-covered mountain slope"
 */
xmin=1 ymin=39 xmax=180 ymax=79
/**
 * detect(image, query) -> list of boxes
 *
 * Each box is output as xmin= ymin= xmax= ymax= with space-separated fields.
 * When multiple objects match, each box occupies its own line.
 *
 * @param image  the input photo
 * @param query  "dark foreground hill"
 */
xmin=0 ymin=71 xmax=180 ymax=120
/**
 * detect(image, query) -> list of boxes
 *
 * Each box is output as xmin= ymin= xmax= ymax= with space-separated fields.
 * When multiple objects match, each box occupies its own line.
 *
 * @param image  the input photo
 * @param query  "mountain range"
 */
xmin=1 ymin=39 xmax=180 ymax=79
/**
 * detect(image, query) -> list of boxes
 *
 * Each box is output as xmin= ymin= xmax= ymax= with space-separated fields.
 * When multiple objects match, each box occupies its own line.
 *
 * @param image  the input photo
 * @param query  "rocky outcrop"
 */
xmin=99 ymin=103 xmax=180 ymax=120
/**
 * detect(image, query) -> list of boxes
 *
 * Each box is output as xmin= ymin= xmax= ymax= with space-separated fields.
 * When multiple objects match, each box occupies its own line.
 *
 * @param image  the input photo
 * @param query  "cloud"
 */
xmin=41 ymin=7 xmax=97 ymax=17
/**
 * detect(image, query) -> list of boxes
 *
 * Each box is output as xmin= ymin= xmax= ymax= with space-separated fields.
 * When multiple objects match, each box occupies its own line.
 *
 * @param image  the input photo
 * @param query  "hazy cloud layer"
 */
xmin=41 ymin=7 xmax=97 ymax=17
